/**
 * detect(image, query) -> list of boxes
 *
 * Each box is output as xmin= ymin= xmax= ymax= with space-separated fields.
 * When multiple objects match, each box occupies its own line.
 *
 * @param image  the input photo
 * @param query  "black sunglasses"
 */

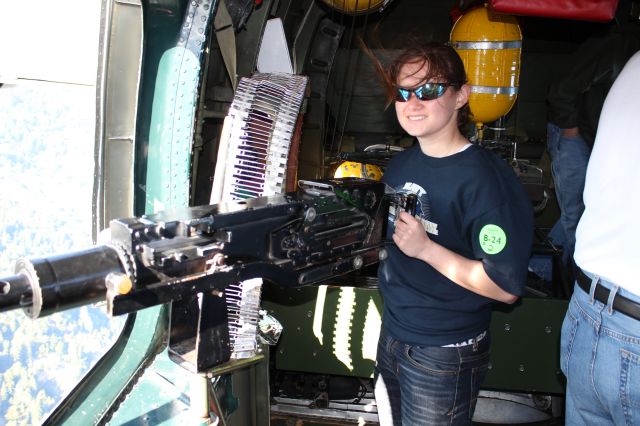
xmin=395 ymin=82 xmax=454 ymax=102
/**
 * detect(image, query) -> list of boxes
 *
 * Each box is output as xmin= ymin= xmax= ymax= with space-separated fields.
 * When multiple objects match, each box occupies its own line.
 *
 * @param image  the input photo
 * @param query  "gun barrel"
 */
xmin=0 ymin=245 xmax=125 ymax=318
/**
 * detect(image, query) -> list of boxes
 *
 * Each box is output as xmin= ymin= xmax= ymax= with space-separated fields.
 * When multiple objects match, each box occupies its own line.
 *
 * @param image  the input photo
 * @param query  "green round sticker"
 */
xmin=479 ymin=224 xmax=507 ymax=255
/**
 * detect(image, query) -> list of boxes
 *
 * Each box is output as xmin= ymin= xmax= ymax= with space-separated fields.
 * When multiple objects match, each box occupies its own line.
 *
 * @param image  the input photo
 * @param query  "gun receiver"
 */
xmin=0 ymin=178 xmax=390 ymax=318
xmin=0 ymin=178 xmax=393 ymax=371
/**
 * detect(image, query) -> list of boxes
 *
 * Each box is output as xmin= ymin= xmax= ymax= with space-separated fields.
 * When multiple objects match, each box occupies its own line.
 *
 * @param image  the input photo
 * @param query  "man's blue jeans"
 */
xmin=546 ymin=123 xmax=590 ymax=262
xmin=374 ymin=327 xmax=490 ymax=425
xmin=560 ymin=275 xmax=640 ymax=425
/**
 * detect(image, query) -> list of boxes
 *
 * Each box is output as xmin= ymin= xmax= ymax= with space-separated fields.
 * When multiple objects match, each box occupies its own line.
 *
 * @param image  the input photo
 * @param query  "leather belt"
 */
xmin=576 ymin=269 xmax=640 ymax=321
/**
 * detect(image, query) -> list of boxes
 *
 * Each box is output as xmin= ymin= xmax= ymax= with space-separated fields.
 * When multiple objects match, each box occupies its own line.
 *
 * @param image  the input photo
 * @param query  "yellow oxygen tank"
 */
xmin=450 ymin=4 xmax=522 ymax=131
xmin=319 ymin=0 xmax=393 ymax=15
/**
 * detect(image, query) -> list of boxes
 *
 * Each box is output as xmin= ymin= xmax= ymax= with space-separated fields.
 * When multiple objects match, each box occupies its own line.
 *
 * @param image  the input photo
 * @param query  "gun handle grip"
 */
xmin=405 ymin=193 xmax=417 ymax=216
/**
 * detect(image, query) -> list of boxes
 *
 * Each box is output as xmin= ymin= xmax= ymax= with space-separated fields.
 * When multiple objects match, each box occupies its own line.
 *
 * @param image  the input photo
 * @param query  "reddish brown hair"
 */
xmin=367 ymin=38 xmax=472 ymax=128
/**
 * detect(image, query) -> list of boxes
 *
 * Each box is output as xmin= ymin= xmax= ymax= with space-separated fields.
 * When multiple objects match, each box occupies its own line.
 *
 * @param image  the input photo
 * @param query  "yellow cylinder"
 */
xmin=319 ymin=0 xmax=392 ymax=15
xmin=334 ymin=161 xmax=383 ymax=180
xmin=450 ymin=5 xmax=522 ymax=125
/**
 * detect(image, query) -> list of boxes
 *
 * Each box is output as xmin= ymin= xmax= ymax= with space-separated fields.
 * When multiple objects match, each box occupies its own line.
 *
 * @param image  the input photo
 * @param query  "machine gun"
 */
xmin=0 ymin=178 xmax=393 ymax=372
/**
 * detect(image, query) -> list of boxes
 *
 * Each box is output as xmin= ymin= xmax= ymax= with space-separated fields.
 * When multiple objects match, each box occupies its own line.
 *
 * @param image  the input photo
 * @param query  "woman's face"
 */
xmin=394 ymin=60 xmax=467 ymax=141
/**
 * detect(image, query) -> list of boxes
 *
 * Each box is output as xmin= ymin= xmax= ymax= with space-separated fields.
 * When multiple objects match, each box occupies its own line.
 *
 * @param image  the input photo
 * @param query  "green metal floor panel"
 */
xmin=483 ymin=298 xmax=568 ymax=394
xmin=263 ymin=284 xmax=568 ymax=395
xmin=263 ymin=284 xmax=383 ymax=378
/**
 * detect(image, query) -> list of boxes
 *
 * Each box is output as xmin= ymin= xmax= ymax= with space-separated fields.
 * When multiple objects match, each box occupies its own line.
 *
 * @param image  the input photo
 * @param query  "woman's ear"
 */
xmin=455 ymin=84 xmax=470 ymax=109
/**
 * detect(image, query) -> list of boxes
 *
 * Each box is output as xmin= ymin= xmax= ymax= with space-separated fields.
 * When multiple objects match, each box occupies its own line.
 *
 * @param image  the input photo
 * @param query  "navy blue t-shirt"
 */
xmin=379 ymin=143 xmax=533 ymax=346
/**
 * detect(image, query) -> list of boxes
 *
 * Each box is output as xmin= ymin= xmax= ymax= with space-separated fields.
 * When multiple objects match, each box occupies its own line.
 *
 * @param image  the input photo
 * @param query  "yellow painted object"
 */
xmin=319 ymin=0 xmax=392 ymax=15
xmin=450 ymin=5 xmax=522 ymax=126
xmin=334 ymin=161 xmax=383 ymax=181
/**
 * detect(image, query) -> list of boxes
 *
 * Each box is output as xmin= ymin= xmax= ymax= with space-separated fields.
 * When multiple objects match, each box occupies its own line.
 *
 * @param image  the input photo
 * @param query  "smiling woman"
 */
xmin=371 ymin=40 xmax=534 ymax=425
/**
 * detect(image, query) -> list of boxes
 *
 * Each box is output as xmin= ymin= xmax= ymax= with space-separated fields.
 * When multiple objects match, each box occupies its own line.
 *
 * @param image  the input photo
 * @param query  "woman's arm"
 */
xmin=392 ymin=211 xmax=518 ymax=304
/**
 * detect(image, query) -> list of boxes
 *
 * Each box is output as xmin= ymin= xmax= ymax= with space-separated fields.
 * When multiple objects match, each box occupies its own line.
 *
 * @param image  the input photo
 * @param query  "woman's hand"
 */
xmin=392 ymin=211 xmax=431 ymax=259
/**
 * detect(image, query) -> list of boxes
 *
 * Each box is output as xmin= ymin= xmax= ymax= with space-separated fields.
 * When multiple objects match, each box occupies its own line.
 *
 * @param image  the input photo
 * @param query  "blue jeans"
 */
xmin=546 ymin=123 xmax=590 ymax=262
xmin=560 ymin=275 xmax=640 ymax=425
xmin=374 ymin=327 xmax=490 ymax=425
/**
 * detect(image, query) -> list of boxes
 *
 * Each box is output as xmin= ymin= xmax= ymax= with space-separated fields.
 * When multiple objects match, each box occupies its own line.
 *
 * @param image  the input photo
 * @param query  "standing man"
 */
xmin=546 ymin=0 xmax=640 ymax=272
xmin=560 ymin=51 xmax=640 ymax=425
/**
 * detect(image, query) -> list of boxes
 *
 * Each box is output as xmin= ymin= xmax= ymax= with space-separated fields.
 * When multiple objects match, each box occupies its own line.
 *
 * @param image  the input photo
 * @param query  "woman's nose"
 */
xmin=405 ymin=93 xmax=423 ymax=107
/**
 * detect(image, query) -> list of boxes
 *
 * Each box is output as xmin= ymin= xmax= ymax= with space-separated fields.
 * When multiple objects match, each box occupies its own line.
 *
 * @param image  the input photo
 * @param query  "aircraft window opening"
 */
xmin=0 ymin=1 xmax=126 ymax=422
xmin=0 ymin=79 xmax=128 ymax=426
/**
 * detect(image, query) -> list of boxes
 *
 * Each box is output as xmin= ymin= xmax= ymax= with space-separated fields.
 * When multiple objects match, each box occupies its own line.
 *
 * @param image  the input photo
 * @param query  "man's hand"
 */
xmin=392 ymin=211 xmax=431 ymax=259
xmin=561 ymin=127 xmax=580 ymax=137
